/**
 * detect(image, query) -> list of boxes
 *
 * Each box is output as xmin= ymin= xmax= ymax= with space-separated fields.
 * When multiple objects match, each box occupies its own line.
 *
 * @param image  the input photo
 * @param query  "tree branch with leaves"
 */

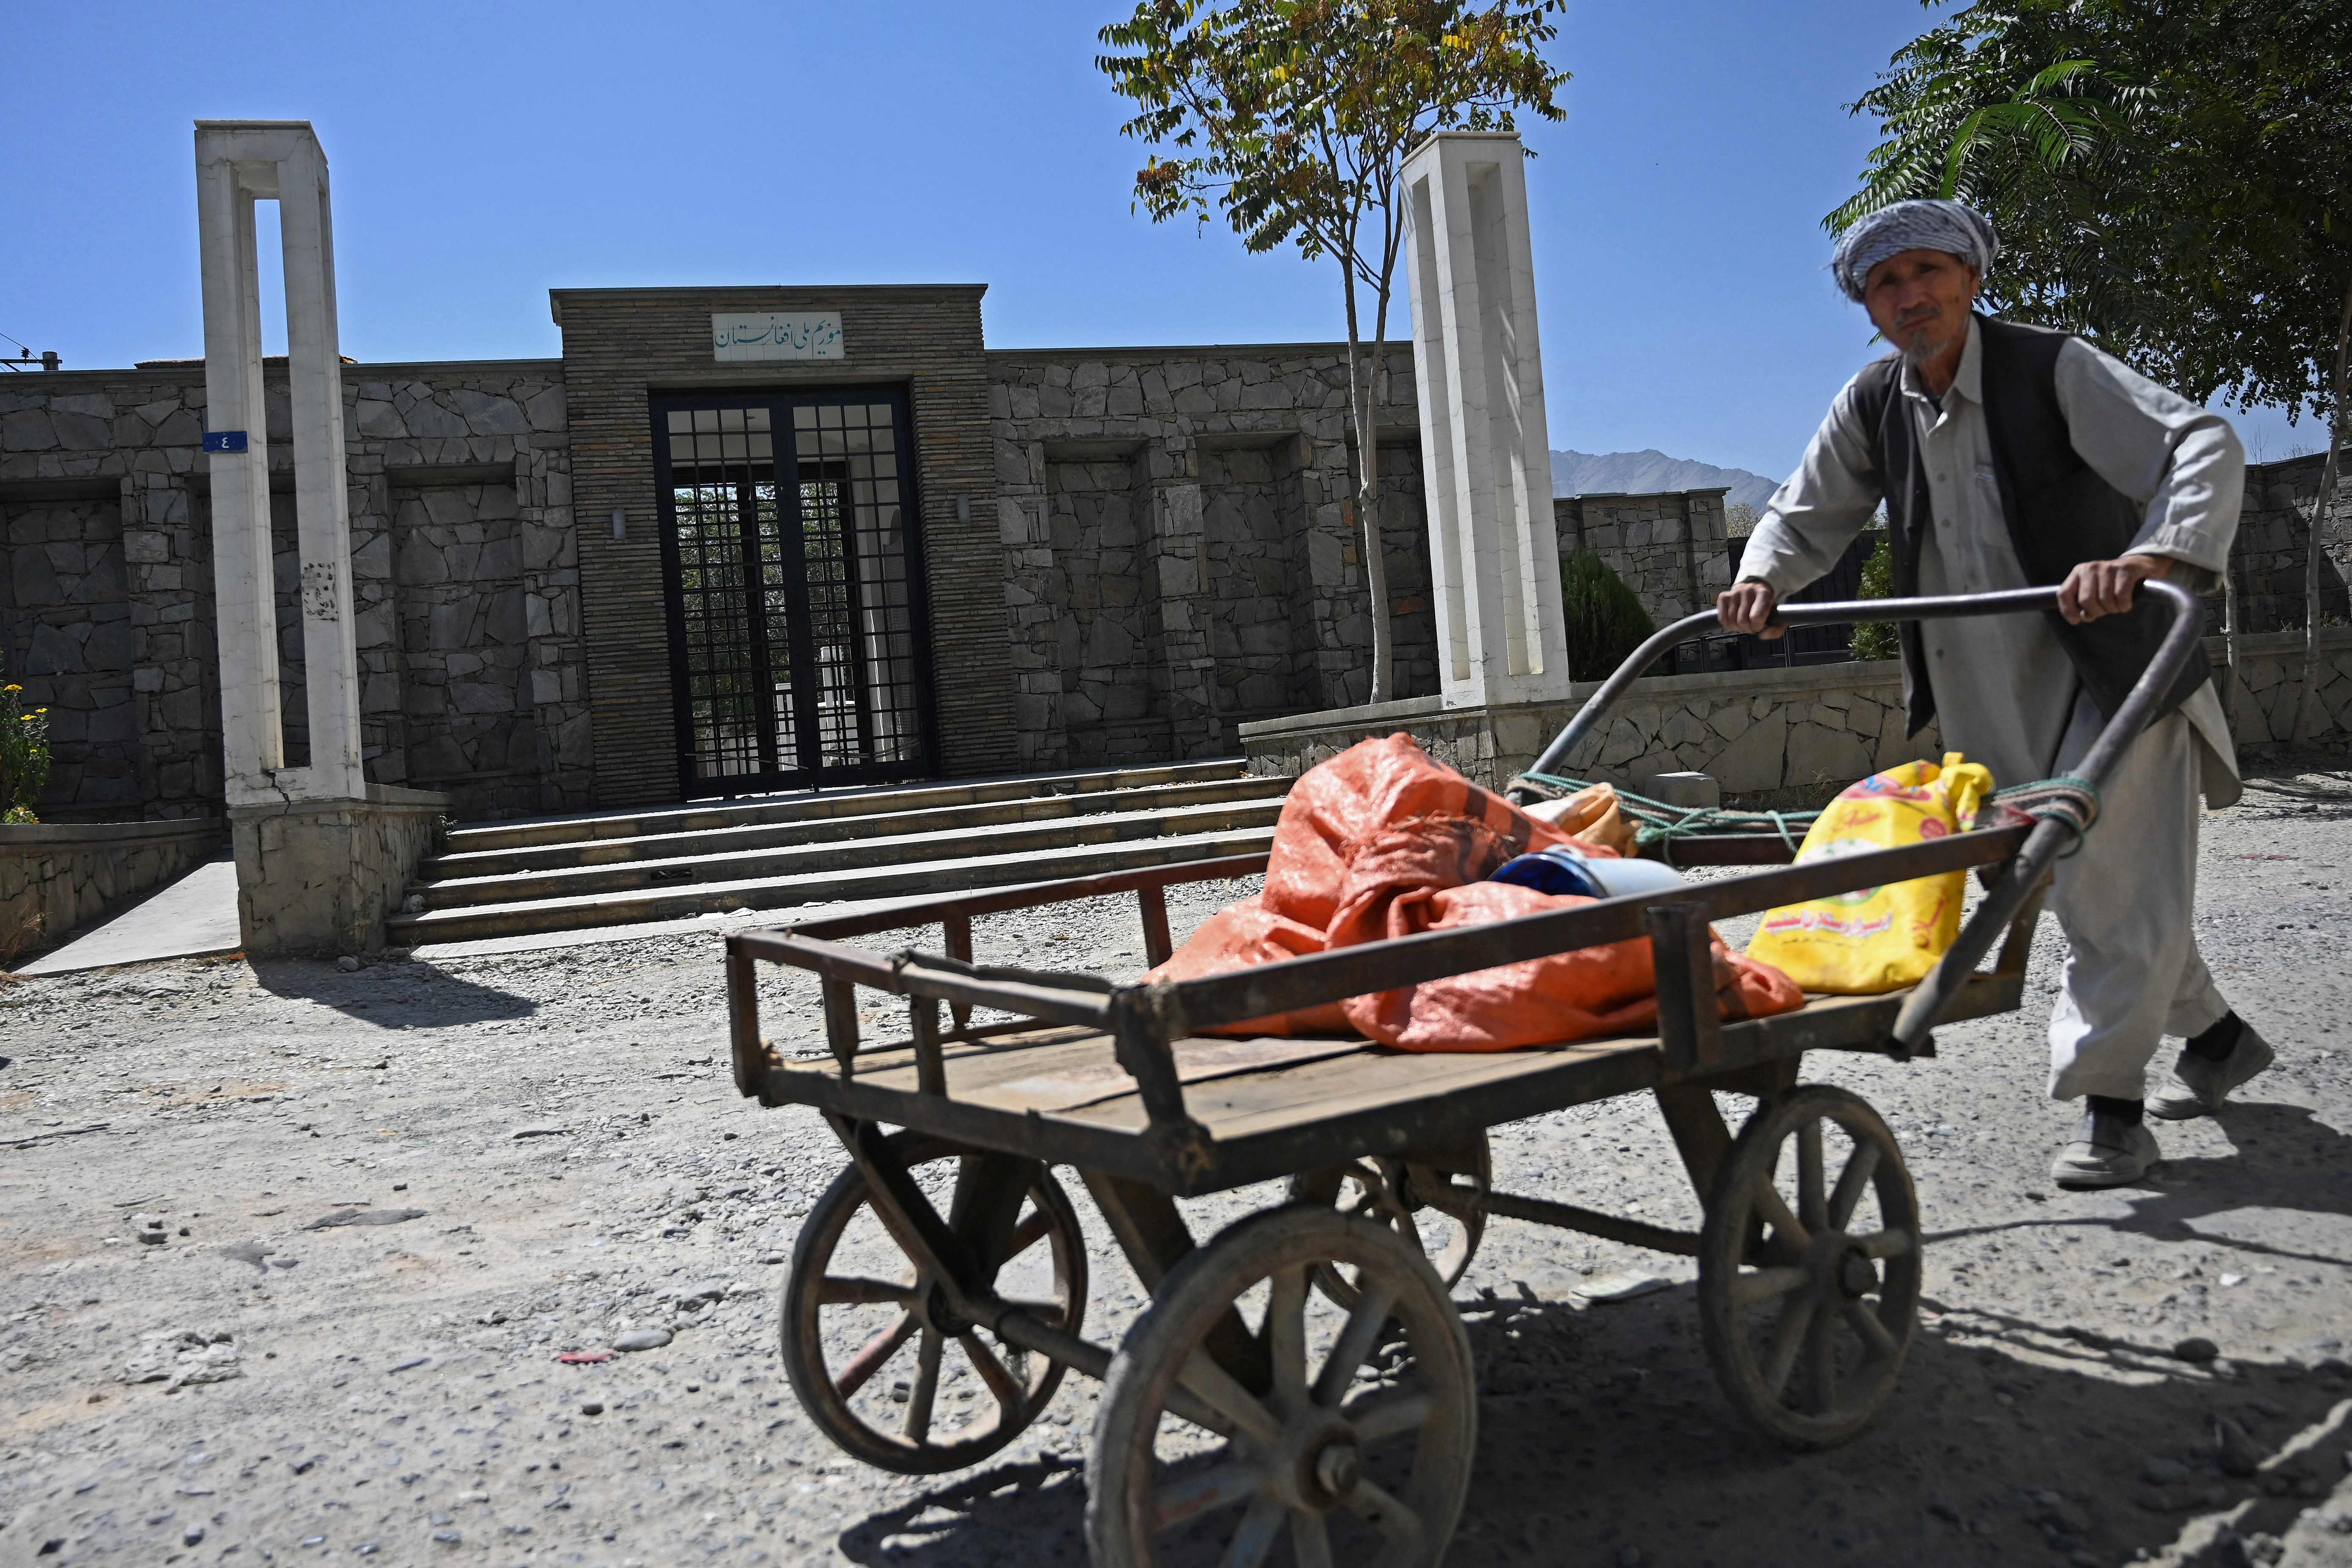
xmin=1831 ymin=0 xmax=2352 ymax=738
xmin=1098 ymin=0 xmax=1567 ymax=704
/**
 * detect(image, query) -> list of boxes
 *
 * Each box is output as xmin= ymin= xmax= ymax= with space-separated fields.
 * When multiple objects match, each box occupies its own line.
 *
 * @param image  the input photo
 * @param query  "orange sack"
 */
xmin=1148 ymin=734 xmax=1803 ymax=1049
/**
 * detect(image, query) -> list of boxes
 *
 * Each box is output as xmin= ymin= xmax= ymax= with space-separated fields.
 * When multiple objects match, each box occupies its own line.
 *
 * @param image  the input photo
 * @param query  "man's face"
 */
xmin=1862 ymin=248 xmax=1981 ymax=364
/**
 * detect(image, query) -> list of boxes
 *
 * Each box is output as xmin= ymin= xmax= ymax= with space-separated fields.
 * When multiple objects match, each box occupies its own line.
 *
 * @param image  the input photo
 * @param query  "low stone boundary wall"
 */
xmin=0 ymin=818 xmax=224 ymax=965
xmin=1241 ymin=627 xmax=2352 ymax=805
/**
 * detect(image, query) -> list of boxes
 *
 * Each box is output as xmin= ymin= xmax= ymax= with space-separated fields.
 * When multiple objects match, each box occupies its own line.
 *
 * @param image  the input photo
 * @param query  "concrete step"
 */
xmin=442 ymin=758 xmax=1256 ymax=854
xmin=411 ymin=797 xmax=1288 ymax=911
xmin=386 ymin=823 xmax=1278 ymax=946
xmin=425 ymin=773 xmax=1290 ymax=880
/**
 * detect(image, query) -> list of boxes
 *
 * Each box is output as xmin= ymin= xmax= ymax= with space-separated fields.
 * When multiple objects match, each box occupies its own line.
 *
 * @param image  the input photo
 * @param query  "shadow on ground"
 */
xmin=249 ymin=957 xmax=537 ymax=1027
xmin=823 ymin=1283 xmax=2351 ymax=1568
xmin=2235 ymin=764 xmax=2352 ymax=823
xmin=1930 ymin=1099 xmax=2352 ymax=1272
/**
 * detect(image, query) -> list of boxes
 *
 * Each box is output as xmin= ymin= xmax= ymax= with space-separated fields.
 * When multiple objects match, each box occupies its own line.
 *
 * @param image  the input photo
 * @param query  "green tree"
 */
xmin=1849 ymin=530 xmax=1899 ymax=661
xmin=1097 ymin=0 xmax=1568 ymax=704
xmin=1559 ymin=549 xmax=1655 ymax=680
xmin=1830 ymin=0 xmax=2352 ymax=735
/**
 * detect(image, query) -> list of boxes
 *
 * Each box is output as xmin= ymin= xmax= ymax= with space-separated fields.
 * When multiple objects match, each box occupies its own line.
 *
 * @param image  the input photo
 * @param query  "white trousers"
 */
xmin=2040 ymin=700 xmax=2231 ymax=1101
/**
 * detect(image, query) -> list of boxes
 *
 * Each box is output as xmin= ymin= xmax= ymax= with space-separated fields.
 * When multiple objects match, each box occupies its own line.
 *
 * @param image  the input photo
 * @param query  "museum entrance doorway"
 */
xmin=651 ymin=389 xmax=936 ymax=798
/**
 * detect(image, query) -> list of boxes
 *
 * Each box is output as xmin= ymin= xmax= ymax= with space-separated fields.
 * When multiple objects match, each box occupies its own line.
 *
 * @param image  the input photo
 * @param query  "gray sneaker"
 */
xmin=2148 ymin=1024 xmax=2275 ymax=1121
xmin=2050 ymin=1110 xmax=2160 ymax=1188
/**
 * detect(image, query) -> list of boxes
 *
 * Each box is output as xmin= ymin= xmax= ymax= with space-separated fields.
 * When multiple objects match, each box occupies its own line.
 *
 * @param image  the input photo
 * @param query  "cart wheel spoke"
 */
xmin=817 ymin=1274 xmax=918 ymax=1307
xmin=1753 ymin=1182 xmax=1809 ymax=1251
xmin=1761 ymin=1294 xmax=1817 ymax=1397
xmin=1826 ymin=1141 xmax=1881 ymax=1230
xmin=957 ymin=1331 xmax=1027 ymax=1422
xmin=834 ymin=1308 xmax=917 ymax=1400
xmin=1343 ymin=1476 xmax=1426 ymax=1549
xmin=1179 ymin=1349 xmax=1284 ymax=1448
xmin=1266 ymin=1265 xmax=1309 ymax=1412
xmin=1311 ymin=1282 xmax=1398 ymax=1408
xmin=994 ymin=1295 xmax=1066 ymax=1321
xmin=1339 ymin=1383 xmax=1432 ymax=1445
xmin=1006 ymin=1206 xmax=1054 ymax=1259
xmin=1844 ymin=1300 xmax=1899 ymax=1360
xmin=1730 ymin=1264 xmax=1808 ymax=1308
xmin=1212 ymin=1493 xmax=1287 ymax=1568
xmin=1288 ymin=1508 xmax=1334 ymax=1568
xmin=903 ymin=1328 xmax=943 ymax=1443
xmin=1154 ymin=1457 xmax=1268 ymax=1534
xmin=1796 ymin=1118 xmax=1827 ymax=1232
xmin=1804 ymin=1299 xmax=1838 ymax=1415
xmin=1851 ymin=1227 xmax=1914 ymax=1259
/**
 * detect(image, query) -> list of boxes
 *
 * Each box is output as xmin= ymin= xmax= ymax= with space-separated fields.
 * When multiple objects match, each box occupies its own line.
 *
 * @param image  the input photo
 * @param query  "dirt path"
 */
xmin=3 ymin=764 xmax=2348 ymax=1568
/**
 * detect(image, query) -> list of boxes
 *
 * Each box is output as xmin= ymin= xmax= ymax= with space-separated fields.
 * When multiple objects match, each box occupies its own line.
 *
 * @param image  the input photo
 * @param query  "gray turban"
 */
xmin=1831 ymin=199 xmax=2000 ymax=301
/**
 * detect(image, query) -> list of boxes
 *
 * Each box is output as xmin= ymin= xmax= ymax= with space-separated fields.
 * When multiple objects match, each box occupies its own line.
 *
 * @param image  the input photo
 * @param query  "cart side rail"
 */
xmin=726 ymin=819 xmax=2032 ymax=1110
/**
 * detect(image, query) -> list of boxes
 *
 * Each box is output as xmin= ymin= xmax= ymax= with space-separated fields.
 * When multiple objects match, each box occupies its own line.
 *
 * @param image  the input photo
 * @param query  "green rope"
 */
xmin=1520 ymin=768 xmax=2105 ymax=854
xmin=1520 ymin=770 xmax=1822 ymax=849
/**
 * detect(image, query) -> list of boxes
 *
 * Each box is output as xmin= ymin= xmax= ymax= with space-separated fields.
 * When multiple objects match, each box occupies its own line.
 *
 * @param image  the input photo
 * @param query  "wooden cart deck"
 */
xmin=743 ymin=971 xmax=2023 ymax=1193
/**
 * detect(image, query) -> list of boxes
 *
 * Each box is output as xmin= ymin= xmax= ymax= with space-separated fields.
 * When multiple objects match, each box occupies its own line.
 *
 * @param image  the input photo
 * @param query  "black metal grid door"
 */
xmin=652 ymin=389 xmax=937 ymax=797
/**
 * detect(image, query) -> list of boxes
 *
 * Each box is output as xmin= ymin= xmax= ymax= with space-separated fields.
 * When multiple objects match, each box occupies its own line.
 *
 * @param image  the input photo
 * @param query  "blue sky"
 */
xmin=2 ymin=0 xmax=2319 ymax=477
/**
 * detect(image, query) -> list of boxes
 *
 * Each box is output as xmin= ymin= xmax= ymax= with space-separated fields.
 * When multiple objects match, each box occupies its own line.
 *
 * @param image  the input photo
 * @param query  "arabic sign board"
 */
xmin=712 ymin=313 xmax=845 ymax=363
xmin=202 ymin=431 xmax=249 ymax=453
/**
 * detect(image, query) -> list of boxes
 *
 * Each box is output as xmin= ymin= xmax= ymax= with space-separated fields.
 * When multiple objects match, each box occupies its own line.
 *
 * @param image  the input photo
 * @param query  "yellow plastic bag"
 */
xmin=1745 ymin=753 xmax=1996 ymax=995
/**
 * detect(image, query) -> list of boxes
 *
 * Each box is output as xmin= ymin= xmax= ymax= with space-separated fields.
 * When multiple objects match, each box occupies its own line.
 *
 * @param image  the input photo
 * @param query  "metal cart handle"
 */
xmin=1519 ymin=578 xmax=2207 ymax=1055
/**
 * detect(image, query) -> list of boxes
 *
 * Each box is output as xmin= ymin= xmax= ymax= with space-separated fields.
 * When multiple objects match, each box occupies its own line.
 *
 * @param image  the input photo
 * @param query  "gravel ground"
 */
xmin=3 ymin=761 xmax=2349 ymax=1568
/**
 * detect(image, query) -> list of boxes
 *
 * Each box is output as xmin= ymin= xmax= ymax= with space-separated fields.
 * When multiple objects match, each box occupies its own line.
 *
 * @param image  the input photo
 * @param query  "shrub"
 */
xmin=1560 ymin=549 xmax=1657 ymax=681
xmin=1849 ymin=531 xmax=1898 ymax=661
xmin=0 ymin=663 xmax=51 ymax=824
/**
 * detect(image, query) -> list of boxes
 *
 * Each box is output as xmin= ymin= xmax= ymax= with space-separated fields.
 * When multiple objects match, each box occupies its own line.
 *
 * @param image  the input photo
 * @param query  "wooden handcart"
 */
xmin=723 ymin=582 xmax=2201 ymax=1567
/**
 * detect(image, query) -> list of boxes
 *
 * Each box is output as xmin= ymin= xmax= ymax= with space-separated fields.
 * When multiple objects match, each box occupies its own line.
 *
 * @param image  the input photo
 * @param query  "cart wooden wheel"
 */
xmin=1087 ymin=1205 xmax=1475 ymax=1568
xmin=1696 ymin=1084 xmax=1921 ymax=1448
xmin=1288 ymin=1132 xmax=1489 ymax=1309
xmin=781 ymin=1135 xmax=1087 ymax=1474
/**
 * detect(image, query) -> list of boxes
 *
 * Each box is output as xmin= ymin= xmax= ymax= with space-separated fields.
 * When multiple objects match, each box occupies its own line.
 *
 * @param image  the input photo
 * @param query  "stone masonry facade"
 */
xmin=1556 ymin=487 xmax=1733 ymax=627
xmin=2 ymin=360 xmax=589 ymax=823
xmin=987 ymin=344 xmax=1436 ymax=765
xmin=7 ymin=292 xmax=2344 ymax=830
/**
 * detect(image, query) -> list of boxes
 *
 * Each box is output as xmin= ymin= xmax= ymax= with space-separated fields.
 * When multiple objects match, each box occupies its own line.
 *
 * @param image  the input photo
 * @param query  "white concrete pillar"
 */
xmin=195 ymin=120 xmax=365 ymax=804
xmin=1401 ymin=130 xmax=1571 ymax=707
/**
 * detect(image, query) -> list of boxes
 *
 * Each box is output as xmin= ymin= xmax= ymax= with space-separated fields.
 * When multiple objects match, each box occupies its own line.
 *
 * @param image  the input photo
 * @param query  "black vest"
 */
xmin=1854 ymin=314 xmax=2211 ymax=736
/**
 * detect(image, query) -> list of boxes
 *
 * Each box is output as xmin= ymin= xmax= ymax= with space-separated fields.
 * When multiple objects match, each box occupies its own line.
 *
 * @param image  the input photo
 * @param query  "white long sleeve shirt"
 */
xmin=1735 ymin=315 xmax=2243 ymax=803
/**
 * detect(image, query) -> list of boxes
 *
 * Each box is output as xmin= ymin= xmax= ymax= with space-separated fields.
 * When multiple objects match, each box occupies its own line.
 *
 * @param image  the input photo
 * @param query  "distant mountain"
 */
xmin=1551 ymin=448 xmax=1781 ymax=516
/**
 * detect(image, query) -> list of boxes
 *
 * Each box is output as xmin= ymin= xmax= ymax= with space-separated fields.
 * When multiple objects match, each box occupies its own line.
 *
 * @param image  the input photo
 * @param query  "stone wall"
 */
xmin=386 ymin=475 xmax=541 ymax=815
xmin=0 ymin=361 xmax=589 ymax=823
xmin=2231 ymin=451 xmax=2351 ymax=635
xmin=2220 ymin=626 xmax=2352 ymax=753
xmin=1556 ymin=488 xmax=1732 ymax=629
xmin=0 ymin=817 xmax=221 ymax=966
xmin=1242 ymin=628 xmax=2352 ymax=805
xmin=989 ymin=345 xmax=1430 ymax=766
xmin=1 ymin=491 xmax=138 ymax=816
